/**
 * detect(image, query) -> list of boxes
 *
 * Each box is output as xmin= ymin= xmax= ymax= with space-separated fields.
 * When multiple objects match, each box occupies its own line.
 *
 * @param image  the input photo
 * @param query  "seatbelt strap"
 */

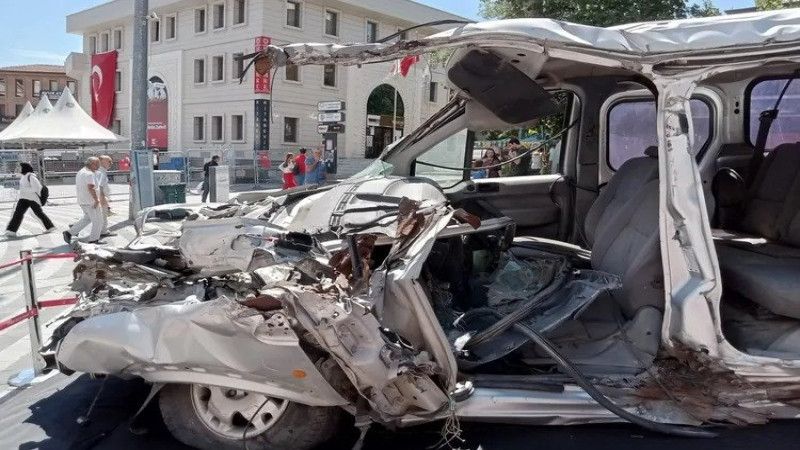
xmin=746 ymin=72 xmax=799 ymax=186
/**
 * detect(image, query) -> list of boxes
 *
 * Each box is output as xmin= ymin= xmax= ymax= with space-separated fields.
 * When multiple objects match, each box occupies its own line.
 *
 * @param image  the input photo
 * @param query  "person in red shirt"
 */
xmin=118 ymin=154 xmax=131 ymax=171
xmin=294 ymin=148 xmax=307 ymax=185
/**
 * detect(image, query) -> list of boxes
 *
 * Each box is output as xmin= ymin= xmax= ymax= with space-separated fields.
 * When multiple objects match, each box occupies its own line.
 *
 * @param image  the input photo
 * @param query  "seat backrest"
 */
xmin=584 ymin=147 xmax=658 ymax=248
xmin=739 ymin=143 xmax=800 ymax=240
xmin=591 ymin=179 xmax=663 ymax=317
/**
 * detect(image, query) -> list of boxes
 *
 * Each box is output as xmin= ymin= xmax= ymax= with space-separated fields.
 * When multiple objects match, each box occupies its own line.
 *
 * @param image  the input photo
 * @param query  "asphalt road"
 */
xmin=1 ymin=373 xmax=799 ymax=450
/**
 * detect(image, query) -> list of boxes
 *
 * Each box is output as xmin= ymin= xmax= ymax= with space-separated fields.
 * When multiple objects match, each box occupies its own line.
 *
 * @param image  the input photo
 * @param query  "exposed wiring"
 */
xmin=376 ymin=20 xmax=475 ymax=44
xmin=241 ymin=396 xmax=272 ymax=450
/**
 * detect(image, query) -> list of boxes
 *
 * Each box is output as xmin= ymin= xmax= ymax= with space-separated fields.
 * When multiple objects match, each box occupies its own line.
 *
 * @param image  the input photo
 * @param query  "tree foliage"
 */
xmin=479 ymin=0 xmax=721 ymax=27
xmin=756 ymin=0 xmax=785 ymax=10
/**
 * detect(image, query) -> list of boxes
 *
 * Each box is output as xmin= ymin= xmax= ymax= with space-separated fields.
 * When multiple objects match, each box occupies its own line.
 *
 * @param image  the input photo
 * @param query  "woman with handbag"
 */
xmin=5 ymin=162 xmax=56 ymax=237
xmin=279 ymin=152 xmax=297 ymax=189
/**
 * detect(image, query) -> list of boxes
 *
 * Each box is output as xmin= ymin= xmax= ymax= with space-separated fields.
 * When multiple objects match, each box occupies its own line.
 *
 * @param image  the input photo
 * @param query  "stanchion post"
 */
xmin=21 ymin=249 xmax=45 ymax=375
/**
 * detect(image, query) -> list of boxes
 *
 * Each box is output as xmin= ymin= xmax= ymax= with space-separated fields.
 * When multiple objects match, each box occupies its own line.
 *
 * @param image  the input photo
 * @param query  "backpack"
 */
xmin=291 ymin=163 xmax=301 ymax=176
xmin=28 ymin=174 xmax=49 ymax=205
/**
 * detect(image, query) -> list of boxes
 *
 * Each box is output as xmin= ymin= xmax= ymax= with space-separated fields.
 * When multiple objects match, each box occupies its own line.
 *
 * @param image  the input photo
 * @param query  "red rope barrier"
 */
xmin=0 ymin=256 xmax=32 ymax=271
xmin=0 ymin=309 xmax=38 ymax=332
xmin=38 ymin=297 xmax=79 ymax=308
xmin=32 ymin=253 xmax=78 ymax=260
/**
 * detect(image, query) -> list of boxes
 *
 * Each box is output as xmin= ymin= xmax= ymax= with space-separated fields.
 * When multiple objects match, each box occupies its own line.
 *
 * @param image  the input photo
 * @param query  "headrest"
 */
xmin=644 ymin=146 xmax=658 ymax=158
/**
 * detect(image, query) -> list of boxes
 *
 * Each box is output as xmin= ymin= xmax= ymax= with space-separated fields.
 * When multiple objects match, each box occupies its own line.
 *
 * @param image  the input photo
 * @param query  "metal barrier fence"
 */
xmin=41 ymin=148 xmax=131 ymax=186
xmin=0 ymin=250 xmax=79 ymax=387
xmin=184 ymin=148 xmax=278 ymax=188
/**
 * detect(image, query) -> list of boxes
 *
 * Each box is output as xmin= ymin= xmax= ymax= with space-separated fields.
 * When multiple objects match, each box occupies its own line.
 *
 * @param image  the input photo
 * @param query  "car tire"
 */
xmin=159 ymin=383 xmax=342 ymax=450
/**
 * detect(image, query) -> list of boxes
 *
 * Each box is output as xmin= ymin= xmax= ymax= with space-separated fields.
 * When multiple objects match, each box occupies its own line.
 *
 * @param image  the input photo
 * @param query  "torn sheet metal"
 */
xmin=56 ymin=297 xmax=348 ymax=407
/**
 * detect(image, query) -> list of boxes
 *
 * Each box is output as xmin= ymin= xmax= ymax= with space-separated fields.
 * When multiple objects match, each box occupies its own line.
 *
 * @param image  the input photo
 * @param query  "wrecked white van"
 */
xmin=42 ymin=9 xmax=800 ymax=450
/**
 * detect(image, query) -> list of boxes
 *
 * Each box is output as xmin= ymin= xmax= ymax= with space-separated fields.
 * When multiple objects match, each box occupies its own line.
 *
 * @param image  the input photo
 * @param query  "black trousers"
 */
xmin=202 ymin=178 xmax=210 ymax=202
xmin=6 ymin=199 xmax=55 ymax=232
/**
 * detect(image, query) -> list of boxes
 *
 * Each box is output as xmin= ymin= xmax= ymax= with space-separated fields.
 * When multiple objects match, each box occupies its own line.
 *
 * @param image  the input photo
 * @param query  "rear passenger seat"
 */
xmin=716 ymin=143 xmax=800 ymax=319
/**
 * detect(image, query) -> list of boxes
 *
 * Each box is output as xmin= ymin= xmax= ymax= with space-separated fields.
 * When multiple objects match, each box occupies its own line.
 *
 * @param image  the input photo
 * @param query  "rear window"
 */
xmin=747 ymin=78 xmax=800 ymax=149
xmin=608 ymin=98 xmax=712 ymax=170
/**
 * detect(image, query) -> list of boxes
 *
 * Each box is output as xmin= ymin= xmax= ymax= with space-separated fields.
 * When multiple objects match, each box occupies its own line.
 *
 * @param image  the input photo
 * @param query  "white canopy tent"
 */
xmin=0 ymin=88 xmax=127 ymax=148
xmin=0 ymin=101 xmax=35 ymax=142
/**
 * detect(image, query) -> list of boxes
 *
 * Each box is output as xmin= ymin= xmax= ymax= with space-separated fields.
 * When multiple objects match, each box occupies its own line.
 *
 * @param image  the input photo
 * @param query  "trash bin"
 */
xmin=158 ymin=183 xmax=186 ymax=204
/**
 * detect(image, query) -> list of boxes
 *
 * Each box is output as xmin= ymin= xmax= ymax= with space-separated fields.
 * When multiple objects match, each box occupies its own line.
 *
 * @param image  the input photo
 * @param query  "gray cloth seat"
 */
xmin=514 ymin=146 xmax=659 ymax=254
xmin=715 ymin=143 xmax=800 ymax=319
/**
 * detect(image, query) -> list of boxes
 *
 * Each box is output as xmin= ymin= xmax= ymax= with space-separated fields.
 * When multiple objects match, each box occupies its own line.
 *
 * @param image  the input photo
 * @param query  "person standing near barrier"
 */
xmin=97 ymin=155 xmax=116 ymax=237
xmin=279 ymin=153 xmax=296 ymax=189
xmin=304 ymin=148 xmax=324 ymax=186
xmin=294 ymin=148 xmax=307 ymax=185
xmin=202 ymin=155 xmax=220 ymax=202
xmin=4 ymin=162 xmax=56 ymax=237
xmin=63 ymin=157 xmax=104 ymax=245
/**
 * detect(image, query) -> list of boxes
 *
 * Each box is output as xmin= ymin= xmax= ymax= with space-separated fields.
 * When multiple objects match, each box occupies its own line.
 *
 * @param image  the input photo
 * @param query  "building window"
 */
xmin=101 ymin=32 xmax=110 ymax=52
xmin=151 ymin=19 xmax=160 ymax=42
xmin=195 ymin=7 xmax=207 ymax=33
xmin=115 ymin=71 xmax=122 ymax=92
xmin=366 ymin=20 xmax=378 ymax=43
xmin=111 ymin=119 xmax=121 ymax=134
xmin=212 ymin=56 xmax=224 ymax=82
xmin=67 ymin=80 xmax=76 ymax=96
xmin=233 ymin=53 xmax=244 ymax=79
xmin=113 ymin=28 xmax=123 ymax=50
xmin=32 ymin=80 xmax=41 ymax=97
xmin=0 ymin=105 xmax=5 ymax=117
xmin=211 ymin=115 xmax=224 ymax=141
xmin=49 ymin=80 xmax=58 ymax=91
xmin=15 ymin=104 xmax=24 ymax=116
xmin=283 ymin=117 xmax=298 ymax=143
xmin=324 ymin=10 xmax=339 ymax=36
xmin=89 ymin=35 xmax=97 ymax=54
xmin=194 ymin=58 xmax=205 ymax=83
xmin=285 ymin=63 xmax=299 ymax=82
xmin=231 ymin=114 xmax=244 ymax=141
xmin=213 ymin=2 xmax=225 ymax=29
xmin=286 ymin=1 xmax=301 ymax=28
xmin=233 ymin=0 xmax=246 ymax=25
xmin=428 ymin=81 xmax=438 ymax=102
xmin=323 ymin=64 xmax=336 ymax=87
xmin=166 ymin=14 xmax=177 ymax=40
xmin=193 ymin=116 xmax=205 ymax=141
xmin=15 ymin=79 xmax=23 ymax=97
xmin=0 ymin=78 xmax=5 ymax=97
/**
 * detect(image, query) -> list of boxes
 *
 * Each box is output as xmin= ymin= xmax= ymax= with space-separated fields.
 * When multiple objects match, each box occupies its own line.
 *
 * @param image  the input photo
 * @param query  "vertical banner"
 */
xmin=146 ymin=76 xmax=169 ymax=150
xmin=90 ymin=51 xmax=117 ymax=128
xmin=254 ymin=99 xmax=270 ymax=152
xmin=254 ymin=36 xmax=271 ymax=94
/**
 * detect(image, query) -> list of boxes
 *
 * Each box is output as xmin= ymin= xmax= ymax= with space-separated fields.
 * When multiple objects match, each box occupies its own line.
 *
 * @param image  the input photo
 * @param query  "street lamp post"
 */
xmin=129 ymin=0 xmax=155 ymax=219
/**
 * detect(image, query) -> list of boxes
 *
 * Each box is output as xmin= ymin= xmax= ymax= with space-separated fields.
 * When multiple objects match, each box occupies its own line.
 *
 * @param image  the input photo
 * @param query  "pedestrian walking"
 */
xmin=304 ymin=148 xmax=324 ymax=186
xmin=63 ymin=157 xmax=104 ymax=245
xmin=202 ymin=155 xmax=220 ymax=202
xmin=97 ymin=155 xmax=116 ymax=237
xmin=294 ymin=148 xmax=307 ymax=185
xmin=4 ymin=162 xmax=56 ymax=237
xmin=279 ymin=153 xmax=297 ymax=189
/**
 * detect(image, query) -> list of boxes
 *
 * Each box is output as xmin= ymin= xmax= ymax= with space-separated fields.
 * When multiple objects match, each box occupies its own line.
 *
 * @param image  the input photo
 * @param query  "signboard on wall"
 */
xmin=254 ymin=36 xmax=271 ymax=94
xmin=254 ymin=99 xmax=270 ymax=151
xmin=146 ymin=76 xmax=168 ymax=150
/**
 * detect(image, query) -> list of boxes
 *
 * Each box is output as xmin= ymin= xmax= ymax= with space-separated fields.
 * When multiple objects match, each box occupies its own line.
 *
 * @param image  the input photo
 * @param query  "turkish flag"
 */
xmin=399 ymin=55 xmax=420 ymax=77
xmin=91 ymin=51 xmax=117 ymax=128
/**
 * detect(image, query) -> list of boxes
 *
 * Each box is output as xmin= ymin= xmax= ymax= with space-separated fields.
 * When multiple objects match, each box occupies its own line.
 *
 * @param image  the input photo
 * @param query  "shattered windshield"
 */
xmin=346 ymin=159 xmax=395 ymax=181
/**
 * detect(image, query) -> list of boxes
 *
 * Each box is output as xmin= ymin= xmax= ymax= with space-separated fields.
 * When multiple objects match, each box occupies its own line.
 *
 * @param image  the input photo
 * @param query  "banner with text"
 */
xmin=90 ymin=51 xmax=117 ymax=128
xmin=147 ymin=76 xmax=169 ymax=150
xmin=254 ymin=36 xmax=271 ymax=94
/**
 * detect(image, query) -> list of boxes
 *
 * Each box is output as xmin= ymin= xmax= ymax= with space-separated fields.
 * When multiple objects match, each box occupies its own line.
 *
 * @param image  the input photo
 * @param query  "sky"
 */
xmin=0 ymin=0 xmax=761 ymax=68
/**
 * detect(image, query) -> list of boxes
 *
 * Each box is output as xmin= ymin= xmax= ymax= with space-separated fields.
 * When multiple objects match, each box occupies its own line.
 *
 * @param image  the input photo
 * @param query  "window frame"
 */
xmin=322 ymin=64 xmax=337 ymax=88
xmin=232 ymin=52 xmax=245 ymax=81
xmin=323 ymin=8 xmax=340 ymax=38
xmin=604 ymin=94 xmax=715 ymax=171
xmin=193 ymin=115 xmax=206 ymax=142
xmin=211 ymin=55 xmax=225 ymax=83
xmin=232 ymin=0 xmax=247 ymax=27
xmin=115 ymin=70 xmax=123 ymax=93
xmin=113 ymin=27 xmax=123 ymax=50
xmin=284 ymin=62 xmax=301 ymax=83
xmin=285 ymin=0 xmax=303 ymax=29
xmin=49 ymin=80 xmax=59 ymax=91
xmin=100 ymin=31 xmax=110 ymax=52
xmin=194 ymin=6 xmax=207 ymax=34
xmin=15 ymin=79 xmax=23 ymax=98
xmin=193 ymin=57 xmax=207 ymax=84
xmin=0 ymin=78 xmax=6 ymax=97
xmin=365 ymin=19 xmax=379 ymax=43
xmin=32 ymin=80 xmax=41 ymax=98
xmin=151 ymin=18 xmax=161 ymax=42
xmin=231 ymin=113 xmax=245 ymax=142
xmin=165 ymin=13 xmax=177 ymax=40
xmin=743 ymin=75 xmax=800 ymax=149
xmin=212 ymin=2 xmax=226 ymax=30
xmin=67 ymin=80 xmax=77 ymax=96
xmin=428 ymin=81 xmax=438 ymax=103
xmin=211 ymin=114 xmax=224 ymax=142
xmin=88 ymin=34 xmax=98 ymax=54
xmin=411 ymin=127 xmax=475 ymax=188
xmin=111 ymin=119 xmax=122 ymax=135
xmin=283 ymin=116 xmax=299 ymax=144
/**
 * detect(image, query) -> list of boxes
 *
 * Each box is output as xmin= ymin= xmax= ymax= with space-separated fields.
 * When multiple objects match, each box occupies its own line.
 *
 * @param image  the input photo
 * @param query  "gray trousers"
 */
xmin=69 ymin=204 xmax=103 ymax=242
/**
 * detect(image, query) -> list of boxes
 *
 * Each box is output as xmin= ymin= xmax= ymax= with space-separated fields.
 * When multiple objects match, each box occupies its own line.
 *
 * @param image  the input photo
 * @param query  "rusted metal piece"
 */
xmin=453 ymin=208 xmax=481 ymax=229
xmin=241 ymin=295 xmax=283 ymax=311
xmin=329 ymin=234 xmax=378 ymax=281
xmin=397 ymin=197 xmax=425 ymax=237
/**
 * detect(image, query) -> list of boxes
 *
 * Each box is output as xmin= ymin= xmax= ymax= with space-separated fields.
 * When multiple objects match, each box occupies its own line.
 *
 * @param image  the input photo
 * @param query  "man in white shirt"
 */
xmin=63 ymin=157 xmax=104 ymax=244
xmin=97 ymin=155 xmax=116 ymax=237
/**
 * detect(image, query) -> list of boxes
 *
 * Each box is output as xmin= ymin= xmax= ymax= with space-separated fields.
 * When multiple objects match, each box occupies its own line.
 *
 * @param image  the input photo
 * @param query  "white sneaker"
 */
xmin=5 ymin=231 xmax=17 ymax=237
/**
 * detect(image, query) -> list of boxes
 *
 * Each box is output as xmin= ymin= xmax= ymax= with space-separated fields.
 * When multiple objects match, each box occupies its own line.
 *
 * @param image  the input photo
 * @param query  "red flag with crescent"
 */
xmin=90 ymin=51 xmax=117 ymax=128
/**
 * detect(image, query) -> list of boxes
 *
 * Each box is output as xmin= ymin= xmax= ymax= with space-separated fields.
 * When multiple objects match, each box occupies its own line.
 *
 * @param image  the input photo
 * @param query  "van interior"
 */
xmin=387 ymin=48 xmax=800 ymax=377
